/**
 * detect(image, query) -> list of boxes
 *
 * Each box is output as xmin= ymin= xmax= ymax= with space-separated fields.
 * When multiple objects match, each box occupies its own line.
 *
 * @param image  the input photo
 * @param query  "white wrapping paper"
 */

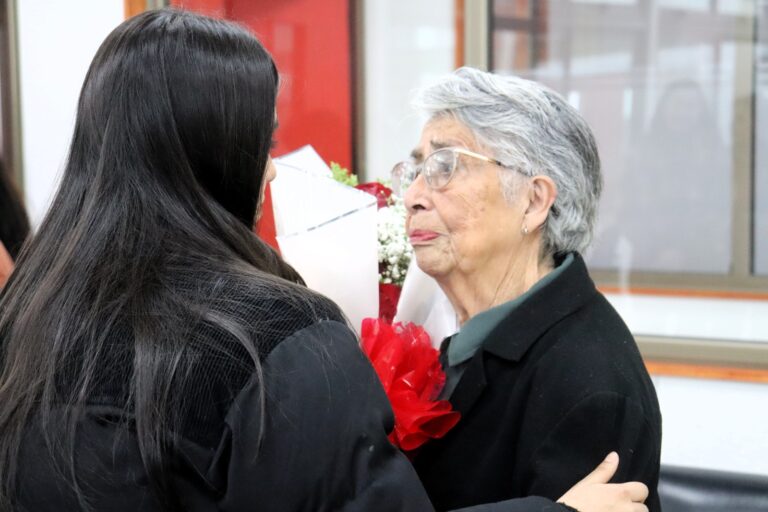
xmin=271 ymin=146 xmax=379 ymax=332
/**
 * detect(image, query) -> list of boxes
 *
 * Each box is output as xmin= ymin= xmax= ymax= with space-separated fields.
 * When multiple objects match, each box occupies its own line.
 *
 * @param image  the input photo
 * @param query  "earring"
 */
xmin=522 ymin=224 xmax=529 ymax=236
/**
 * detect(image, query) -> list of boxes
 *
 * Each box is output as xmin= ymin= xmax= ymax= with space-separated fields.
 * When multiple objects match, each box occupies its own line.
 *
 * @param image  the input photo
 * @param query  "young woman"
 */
xmin=0 ymin=9 xmax=647 ymax=512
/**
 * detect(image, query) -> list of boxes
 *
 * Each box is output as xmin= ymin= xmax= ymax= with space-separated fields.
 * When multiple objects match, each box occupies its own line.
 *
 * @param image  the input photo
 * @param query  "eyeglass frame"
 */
xmin=391 ymin=147 xmax=560 ymax=218
xmin=390 ymin=147 xmax=530 ymax=196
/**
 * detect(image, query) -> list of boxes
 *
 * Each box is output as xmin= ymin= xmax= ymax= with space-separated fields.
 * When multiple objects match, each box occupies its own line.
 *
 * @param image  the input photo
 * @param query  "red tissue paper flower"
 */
xmin=360 ymin=318 xmax=460 ymax=452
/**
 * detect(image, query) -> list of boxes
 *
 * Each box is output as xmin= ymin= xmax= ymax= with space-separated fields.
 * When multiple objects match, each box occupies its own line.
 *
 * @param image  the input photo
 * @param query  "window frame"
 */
xmin=0 ymin=0 xmax=23 ymax=185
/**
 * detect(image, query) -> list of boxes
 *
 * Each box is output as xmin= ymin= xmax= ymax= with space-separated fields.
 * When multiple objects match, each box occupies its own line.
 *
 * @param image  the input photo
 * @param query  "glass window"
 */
xmin=495 ymin=0 xmax=531 ymax=18
xmin=493 ymin=29 xmax=532 ymax=69
xmin=756 ymin=1 xmax=768 ymax=275
xmin=491 ymin=0 xmax=756 ymax=276
xmin=362 ymin=0 xmax=456 ymax=182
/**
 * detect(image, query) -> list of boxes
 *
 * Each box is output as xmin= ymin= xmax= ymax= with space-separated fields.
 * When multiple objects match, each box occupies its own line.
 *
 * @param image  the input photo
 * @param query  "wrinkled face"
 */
xmin=404 ymin=116 xmax=526 ymax=279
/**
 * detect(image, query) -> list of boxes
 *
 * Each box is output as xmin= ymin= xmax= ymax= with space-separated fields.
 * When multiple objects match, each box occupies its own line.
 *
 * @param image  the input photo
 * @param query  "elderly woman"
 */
xmin=395 ymin=68 xmax=662 ymax=511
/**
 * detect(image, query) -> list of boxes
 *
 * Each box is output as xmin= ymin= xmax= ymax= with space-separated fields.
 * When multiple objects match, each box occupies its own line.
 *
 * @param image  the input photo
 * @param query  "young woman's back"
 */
xmin=12 ymin=277 xmax=433 ymax=511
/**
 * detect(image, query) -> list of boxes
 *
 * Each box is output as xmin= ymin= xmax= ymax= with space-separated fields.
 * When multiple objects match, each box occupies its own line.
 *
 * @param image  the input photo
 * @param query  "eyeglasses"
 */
xmin=390 ymin=147 xmax=527 ymax=195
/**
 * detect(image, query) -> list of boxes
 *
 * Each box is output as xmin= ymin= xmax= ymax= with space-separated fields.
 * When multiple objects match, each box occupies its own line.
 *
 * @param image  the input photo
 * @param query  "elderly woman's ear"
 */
xmin=522 ymin=175 xmax=557 ymax=234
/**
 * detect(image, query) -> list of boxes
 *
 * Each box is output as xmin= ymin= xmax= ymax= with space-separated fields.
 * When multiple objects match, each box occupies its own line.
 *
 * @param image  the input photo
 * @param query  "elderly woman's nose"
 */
xmin=404 ymin=173 xmax=430 ymax=212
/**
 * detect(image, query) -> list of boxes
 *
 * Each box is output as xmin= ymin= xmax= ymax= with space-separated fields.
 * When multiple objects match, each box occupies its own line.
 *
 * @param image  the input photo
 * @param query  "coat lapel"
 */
xmin=447 ymin=350 xmax=487 ymax=418
xmin=441 ymin=254 xmax=596 ymax=426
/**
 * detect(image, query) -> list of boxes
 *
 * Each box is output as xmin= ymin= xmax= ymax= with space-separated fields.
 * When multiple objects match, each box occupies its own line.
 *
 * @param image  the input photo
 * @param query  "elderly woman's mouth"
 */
xmin=408 ymin=230 xmax=441 ymax=244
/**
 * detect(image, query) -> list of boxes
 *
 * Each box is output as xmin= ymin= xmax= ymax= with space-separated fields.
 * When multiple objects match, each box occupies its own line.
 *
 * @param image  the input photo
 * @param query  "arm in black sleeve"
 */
xmin=212 ymin=320 xmax=431 ymax=511
xmin=523 ymin=392 xmax=660 ymax=511
xmin=213 ymin=320 xmax=572 ymax=512
xmin=453 ymin=498 xmax=574 ymax=512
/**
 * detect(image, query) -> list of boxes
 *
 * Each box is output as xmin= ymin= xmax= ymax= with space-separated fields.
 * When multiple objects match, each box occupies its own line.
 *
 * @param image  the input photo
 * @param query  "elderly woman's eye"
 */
xmin=432 ymin=153 xmax=454 ymax=174
xmin=437 ymin=160 xmax=453 ymax=175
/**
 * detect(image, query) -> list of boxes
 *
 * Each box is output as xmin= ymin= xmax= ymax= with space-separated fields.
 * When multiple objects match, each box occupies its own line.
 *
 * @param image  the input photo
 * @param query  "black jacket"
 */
xmin=12 ymin=285 xmax=572 ymax=512
xmin=413 ymin=253 xmax=662 ymax=511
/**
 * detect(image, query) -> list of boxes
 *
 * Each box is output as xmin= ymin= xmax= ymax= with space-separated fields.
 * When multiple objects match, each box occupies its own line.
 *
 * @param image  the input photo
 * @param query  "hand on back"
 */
xmin=558 ymin=452 xmax=649 ymax=512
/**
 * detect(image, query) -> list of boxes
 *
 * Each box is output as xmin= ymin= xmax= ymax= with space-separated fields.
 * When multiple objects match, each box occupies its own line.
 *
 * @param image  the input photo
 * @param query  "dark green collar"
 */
xmin=447 ymin=253 xmax=575 ymax=367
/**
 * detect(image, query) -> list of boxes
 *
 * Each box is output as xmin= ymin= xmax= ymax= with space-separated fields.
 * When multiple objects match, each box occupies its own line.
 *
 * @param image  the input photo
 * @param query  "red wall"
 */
xmin=171 ymin=0 xmax=353 ymax=169
xmin=169 ymin=0 xmax=227 ymax=17
xmin=171 ymin=0 xmax=353 ymax=249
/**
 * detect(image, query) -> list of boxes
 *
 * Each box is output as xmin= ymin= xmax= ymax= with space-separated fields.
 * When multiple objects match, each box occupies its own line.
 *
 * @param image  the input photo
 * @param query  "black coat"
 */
xmin=12 ymin=285 xmax=573 ymax=512
xmin=413 ymin=253 xmax=662 ymax=512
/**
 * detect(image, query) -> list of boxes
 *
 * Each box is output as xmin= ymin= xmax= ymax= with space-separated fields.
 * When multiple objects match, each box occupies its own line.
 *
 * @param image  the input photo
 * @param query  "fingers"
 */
xmin=621 ymin=482 xmax=649 ymax=503
xmin=578 ymin=451 xmax=620 ymax=485
xmin=556 ymin=453 xmax=649 ymax=512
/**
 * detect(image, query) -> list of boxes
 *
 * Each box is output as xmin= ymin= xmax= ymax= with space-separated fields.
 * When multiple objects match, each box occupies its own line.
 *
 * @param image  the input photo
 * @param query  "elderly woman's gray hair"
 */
xmin=414 ymin=67 xmax=602 ymax=256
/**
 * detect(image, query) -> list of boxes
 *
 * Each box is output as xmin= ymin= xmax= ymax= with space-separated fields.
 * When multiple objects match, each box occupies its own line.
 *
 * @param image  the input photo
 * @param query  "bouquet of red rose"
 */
xmin=360 ymin=318 xmax=460 ymax=452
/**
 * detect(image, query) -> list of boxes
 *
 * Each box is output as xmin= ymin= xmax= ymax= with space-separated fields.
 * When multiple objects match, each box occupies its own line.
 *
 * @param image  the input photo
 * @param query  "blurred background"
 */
xmin=0 ymin=0 xmax=765 ymax=477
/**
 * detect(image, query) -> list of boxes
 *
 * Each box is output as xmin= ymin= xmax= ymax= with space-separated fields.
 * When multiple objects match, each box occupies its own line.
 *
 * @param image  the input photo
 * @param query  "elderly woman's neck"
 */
xmin=439 ymin=251 xmax=555 ymax=325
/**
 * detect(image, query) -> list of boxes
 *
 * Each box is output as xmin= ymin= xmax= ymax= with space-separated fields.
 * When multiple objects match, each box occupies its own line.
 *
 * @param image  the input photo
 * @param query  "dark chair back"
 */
xmin=659 ymin=465 xmax=768 ymax=512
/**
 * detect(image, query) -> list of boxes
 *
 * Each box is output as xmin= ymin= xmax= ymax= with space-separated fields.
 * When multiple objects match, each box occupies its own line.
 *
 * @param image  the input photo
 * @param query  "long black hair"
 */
xmin=0 ymin=8 xmax=316 ymax=509
xmin=0 ymin=163 xmax=30 ymax=260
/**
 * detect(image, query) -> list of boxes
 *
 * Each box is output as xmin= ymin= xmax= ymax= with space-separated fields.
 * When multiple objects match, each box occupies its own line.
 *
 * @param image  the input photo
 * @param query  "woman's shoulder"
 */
xmin=171 ymin=276 xmax=349 ymax=445
xmin=529 ymin=293 xmax=655 ymax=406
xmin=187 ymin=272 xmax=347 ymax=375
xmin=210 ymin=274 xmax=346 ymax=355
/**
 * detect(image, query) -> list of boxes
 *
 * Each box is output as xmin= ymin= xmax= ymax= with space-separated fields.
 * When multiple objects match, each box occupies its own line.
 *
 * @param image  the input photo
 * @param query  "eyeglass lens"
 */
xmin=391 ymin=149 xmax=459 ymax=195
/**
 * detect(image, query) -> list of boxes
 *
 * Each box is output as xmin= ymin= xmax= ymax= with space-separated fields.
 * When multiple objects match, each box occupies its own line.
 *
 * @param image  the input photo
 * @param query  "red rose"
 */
xmin=356 ymin=182 xmax=392 ymax=209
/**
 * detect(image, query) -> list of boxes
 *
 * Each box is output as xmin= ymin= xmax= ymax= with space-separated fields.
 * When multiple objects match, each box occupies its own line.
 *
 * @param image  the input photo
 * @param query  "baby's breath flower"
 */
xmin=377 ymin=195 xmax=412 ymax=286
